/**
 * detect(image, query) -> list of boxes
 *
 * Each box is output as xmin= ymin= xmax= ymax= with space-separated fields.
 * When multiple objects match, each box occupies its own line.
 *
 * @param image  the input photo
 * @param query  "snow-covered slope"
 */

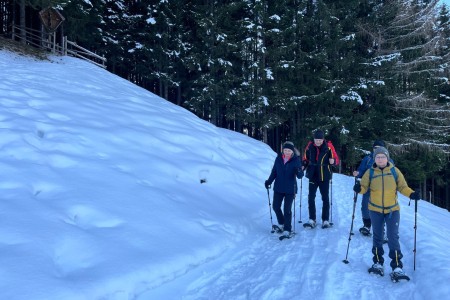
xmin=0 ymin=50 xmax=448 ymax=300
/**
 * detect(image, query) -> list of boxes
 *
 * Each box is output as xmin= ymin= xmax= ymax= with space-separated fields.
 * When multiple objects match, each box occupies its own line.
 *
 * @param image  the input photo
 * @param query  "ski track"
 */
xmin=142 ymin=181 xmax=427 ymax=300
xmin=182 ymin=183 xmax=341 ymax=300
xmin=181 ymin=223 xmax=344 ymax=300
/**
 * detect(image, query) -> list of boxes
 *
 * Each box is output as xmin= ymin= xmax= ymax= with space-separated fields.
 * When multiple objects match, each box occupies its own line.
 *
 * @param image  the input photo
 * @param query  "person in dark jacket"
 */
xmin=353 ymin=140 xmax=394 ymax=235
xmin=302 ymin=129 xmax=339 ymax=228
xmin=265 ymin=141 xmax=304 ymax=237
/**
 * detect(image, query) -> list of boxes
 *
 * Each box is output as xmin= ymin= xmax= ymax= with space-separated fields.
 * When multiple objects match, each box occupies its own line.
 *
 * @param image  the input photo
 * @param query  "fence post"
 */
xmin=52 ymin=32 xmax=56 ymax=53
xmin=64 ymin=36 xmax=67 ymax=55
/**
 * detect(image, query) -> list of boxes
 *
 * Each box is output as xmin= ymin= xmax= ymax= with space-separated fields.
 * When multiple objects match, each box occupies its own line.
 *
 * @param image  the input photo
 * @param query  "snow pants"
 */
xmin=307 ymin=179 xmax=330 ymax=222
xmin=273 ymin=192 xmax=295 ymax=232
xmin=370 ymin=210 xmax=403 ymax=270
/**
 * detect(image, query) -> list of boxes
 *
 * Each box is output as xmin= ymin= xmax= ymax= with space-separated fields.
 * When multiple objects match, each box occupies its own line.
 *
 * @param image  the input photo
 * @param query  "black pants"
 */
xmin=307 ymin=179 xmax=330 ymax=222
xmin=273 ymin=192 xmax=295 ymax=232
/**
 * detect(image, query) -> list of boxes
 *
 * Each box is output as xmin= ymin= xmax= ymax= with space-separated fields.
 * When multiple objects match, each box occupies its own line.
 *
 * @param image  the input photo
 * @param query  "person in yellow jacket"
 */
xmin=353 ymin=146 xmax=420 ymax=277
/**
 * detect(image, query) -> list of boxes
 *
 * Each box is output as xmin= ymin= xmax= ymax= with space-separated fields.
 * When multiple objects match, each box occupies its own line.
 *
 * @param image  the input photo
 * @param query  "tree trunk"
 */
xmin=422 ymin=179 xmax=427 ymax=203
xmin=446 ymin=183 xmax=449 ymax=211
xmin=176 ymin=85 xmax=182 ymax=106
xmin=19 ymin=0 xmax=25 ymax=43
xmin=431 ymin=177 xmax=435 ymax=205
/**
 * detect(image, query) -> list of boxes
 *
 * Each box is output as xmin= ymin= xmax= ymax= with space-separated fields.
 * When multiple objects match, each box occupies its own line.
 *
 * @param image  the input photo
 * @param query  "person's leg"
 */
xmin=272 ymin=192 xmax=285 ymax=227
xmin=361 ymin=193 xmax=371 ymax=229
xmin=282 ymin=194 xmax=295 ymax=232
xmin=307 ymin=181 xmax=319 ymax=221
xmin=318 ymin=180 xmax=330 ymax=221
xmin=370 ymin=210 xmax=385 ymax=265
xmin=386 ymin=210 xmax=403 ymax=270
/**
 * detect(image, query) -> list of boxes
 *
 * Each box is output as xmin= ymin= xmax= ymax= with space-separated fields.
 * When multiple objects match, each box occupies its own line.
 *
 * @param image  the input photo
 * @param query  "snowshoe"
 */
xmin=368 ymin=263 xmax=384 ymax=277
xmin=359 ymin=227 xmax=371 ymax=236
xmin=390 ymin=268 xmax=410 ymax=283
xmin=303 ymin=219 xmax=316 ymax=229
xmin=279 ymin=231 xmax=294 ymax=241
xmin=271 ymin=224 xmax=283 ymax=234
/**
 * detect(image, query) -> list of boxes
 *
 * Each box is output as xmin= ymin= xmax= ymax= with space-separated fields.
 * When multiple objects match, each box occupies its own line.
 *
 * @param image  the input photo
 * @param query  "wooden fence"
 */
xmin=11 ymin=25 xmax=106 ymax=69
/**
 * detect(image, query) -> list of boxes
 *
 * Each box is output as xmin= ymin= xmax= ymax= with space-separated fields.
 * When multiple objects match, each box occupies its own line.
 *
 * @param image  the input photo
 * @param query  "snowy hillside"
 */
xmin=0 ymin=50 xmax=449 ymax=300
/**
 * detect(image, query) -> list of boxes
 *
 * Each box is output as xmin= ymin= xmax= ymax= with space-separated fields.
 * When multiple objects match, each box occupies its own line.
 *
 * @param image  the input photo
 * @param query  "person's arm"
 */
xmin=327 ymin=141 xmax=340 ymax=165
xmin=359 ymin=170 xmax=370 ymax=194
xmin=302 ymin=142 xmax=311 ymax=170
xmin=295 ymin=158 xmax=304 ymax=179
xmin=395 ymin=168 xmax=414 ymax=197
xmin=354 ymin=156 xmax=369 ymax=178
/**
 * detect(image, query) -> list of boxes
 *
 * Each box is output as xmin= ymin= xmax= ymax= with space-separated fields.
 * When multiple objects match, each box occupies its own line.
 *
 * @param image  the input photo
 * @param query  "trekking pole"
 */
xmin=293 ymin=194 xmax=296 ymax=233
xmin=266 ymin=187 xmax=276 ymax=233
xmin=414 ymin=197 xmax=418 ymax=270
xmin=409 ymin=193 xmax=420 ymax=271
xmin=330 ymin=176 xmax=333 ymax=225
xmin=343 ymin=177 xmax=359 ymax=264
xmin=298 ymin=178 xmax=303 ymax=223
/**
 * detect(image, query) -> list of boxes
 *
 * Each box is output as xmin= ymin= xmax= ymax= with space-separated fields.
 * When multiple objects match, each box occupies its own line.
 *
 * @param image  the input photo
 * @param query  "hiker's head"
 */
xmin=373 ymin=146 xmax=389 ymax=168
xmin=313 ymin=130 xmax=324 ymax=146
xmin=282 ymin=142 xmax=295 ymax=157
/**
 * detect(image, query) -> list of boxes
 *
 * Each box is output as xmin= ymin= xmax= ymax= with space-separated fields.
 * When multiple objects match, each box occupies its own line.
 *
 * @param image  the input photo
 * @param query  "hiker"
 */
xmin=302 ymin=129 xmax=339 ymax=228
xmin=353 ymin=140 xmax=394 ymax=236
xmin=353 ymin=146 xmax=420 ymax=277
xmin=265 ymin=142 xmax=304 ymax=237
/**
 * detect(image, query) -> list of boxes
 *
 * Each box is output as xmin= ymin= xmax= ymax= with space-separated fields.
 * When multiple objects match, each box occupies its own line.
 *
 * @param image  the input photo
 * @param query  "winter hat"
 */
xmin=313 ymin=129 xmax=324 ymax=139
xmin=373 ymin=146 xmax=390 ymax=161
xmin=282 ymin=141 xmax=295 ymax=152
xmin=373 ymin=140 xmax=386 ymax=148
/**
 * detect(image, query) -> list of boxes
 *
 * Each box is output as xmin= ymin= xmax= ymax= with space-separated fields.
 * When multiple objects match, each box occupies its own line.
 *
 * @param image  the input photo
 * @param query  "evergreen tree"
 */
xmin=60 ymin=0 xmax=104 ymax=54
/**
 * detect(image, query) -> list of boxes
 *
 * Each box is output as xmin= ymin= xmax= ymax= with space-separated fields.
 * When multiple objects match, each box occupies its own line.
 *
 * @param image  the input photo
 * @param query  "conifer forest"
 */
xmin=1 ymin=0 xmax=449 ymax=209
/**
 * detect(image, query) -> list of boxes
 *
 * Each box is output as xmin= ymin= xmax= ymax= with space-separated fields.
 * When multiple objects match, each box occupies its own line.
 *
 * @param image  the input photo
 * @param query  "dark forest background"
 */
xmin=1 ymin=0 xmax=449 ymax=209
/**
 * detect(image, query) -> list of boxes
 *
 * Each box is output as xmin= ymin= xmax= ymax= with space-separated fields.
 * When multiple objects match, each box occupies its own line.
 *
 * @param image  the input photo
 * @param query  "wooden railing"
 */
xmin=63 ymin=39 xmax=106 ymax=69
xmin=11 ymin=25 xmax=106 ymax=68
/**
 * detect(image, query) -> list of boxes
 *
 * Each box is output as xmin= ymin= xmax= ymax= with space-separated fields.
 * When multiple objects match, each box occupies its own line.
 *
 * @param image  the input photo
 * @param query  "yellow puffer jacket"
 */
xmin=359 ymin=163 xmax=414 ymax=214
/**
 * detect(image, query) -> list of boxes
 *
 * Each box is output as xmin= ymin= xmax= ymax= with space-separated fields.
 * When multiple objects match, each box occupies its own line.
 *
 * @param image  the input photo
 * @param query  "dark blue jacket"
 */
xmin=267 ymin=154 xmax=303 ymax=194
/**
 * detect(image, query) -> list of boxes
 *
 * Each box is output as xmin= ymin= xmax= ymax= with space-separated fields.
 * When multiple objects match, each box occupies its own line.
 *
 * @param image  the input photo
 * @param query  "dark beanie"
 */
xmin=313 ymin=129 xmax=324 ymax=139
xmin=283 ymin=142 xmax=295 ymax=152
xmin=373 ymin=146 xmax=390 ymax=161
xmin=373 ymin=140 xmax=385 ymax=148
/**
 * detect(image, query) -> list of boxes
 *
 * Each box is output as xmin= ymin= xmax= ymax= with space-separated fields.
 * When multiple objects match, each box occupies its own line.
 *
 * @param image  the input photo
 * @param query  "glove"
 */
xmin=410 ymin=191 xmax=420 ymax=200
xmin=296 ymin=167 xmax=304 ymax=179
xmin=265 ymin=180 xmax=271 ymax=189
xmin=353 ymin=182 xmax=361 ymax=193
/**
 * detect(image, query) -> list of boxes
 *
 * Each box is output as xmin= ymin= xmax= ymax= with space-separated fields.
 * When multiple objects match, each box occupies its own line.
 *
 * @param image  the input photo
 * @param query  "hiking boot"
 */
xmin=372 ymin=263 xmax=383 ymax=271
xmin=282 ymin=230 xmax=291 ymax=237
xmin=322 ymin=220 xmax=331 ymax=228
xmin=393 ymin=267 xmax=405 ymax=276
xmin=363 ymin=218 xmax=371 ymax=229
xmin=369 ymin=263 xmax=384 ymax=276
xmin=359 ymin=226 xmax=371 ymax=236
xmin=308 ymin=219 xmax=316 ymax=227
xmin=273 ymin=224 xmax=283 ymax=233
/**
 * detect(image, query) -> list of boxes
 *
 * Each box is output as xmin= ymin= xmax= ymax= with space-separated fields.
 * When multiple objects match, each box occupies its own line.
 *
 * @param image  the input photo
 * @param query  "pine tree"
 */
xmin=354 ymin=0 xmax=449 ymax=191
